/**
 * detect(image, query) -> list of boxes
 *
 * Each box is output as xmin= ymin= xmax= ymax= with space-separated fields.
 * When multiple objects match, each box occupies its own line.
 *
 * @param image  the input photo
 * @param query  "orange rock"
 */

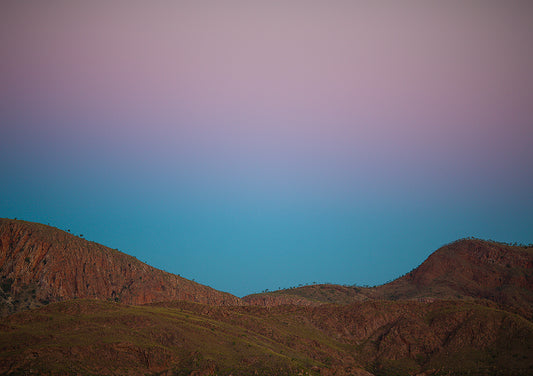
xmin=0 ymin=218 xmax=242 ymax=315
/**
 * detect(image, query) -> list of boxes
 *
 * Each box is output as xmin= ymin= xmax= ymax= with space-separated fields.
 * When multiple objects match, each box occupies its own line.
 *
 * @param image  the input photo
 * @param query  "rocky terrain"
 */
xmin=246 ymin=239 xmax=533 ymax=318
xmin=1 ymin=218 xmax=532 ymax=375
xmin=1 ymin=298 xmax=531 ymax=376
xmin=243 ymin=283 xmax=370 ymax=306
xmin=369 ymin=238 xmax=533 ymax=317
xmin=0 ymin=218 xmax=241 ymax=316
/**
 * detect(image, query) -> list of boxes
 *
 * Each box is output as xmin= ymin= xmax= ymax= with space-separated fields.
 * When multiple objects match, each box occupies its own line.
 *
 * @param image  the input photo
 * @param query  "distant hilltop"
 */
xmin=0 ymin=218 xmax=242 ymax=316
xmin=245 ymin=238 xmax=533 ymax=319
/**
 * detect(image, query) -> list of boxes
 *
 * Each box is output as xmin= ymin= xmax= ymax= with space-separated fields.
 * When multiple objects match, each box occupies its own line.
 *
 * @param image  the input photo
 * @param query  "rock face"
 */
xmin=0 ymin=218 xmax=242 ymax=315
xmin=244 ymin=239 xmax=533 ymax=319
xmin=1 ymin=219 xmax=533 ymax=375
xmin=368 ymin=239 xmax=533 ymax=318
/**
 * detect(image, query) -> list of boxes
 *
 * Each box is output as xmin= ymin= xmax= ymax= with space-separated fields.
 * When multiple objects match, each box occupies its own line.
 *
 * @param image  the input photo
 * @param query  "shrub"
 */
xmin=1 ymin=278 xmax=13 ymax=292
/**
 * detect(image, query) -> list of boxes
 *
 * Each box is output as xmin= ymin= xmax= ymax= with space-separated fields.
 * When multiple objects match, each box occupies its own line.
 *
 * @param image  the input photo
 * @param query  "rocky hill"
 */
xmin=1 ymin=219 xmax=533 ymax=375
xmin=0 ymin=218 xmax=242 ymax=315
xmin=244 ymin=239 xmax=533 ymax=319
xmin=369 ymin=238 xmax=533 ymax=318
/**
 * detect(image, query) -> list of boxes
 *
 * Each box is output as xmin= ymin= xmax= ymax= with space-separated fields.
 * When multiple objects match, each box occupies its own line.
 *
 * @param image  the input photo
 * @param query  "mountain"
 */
xmin=1 ymin=218 xmax=533 ymax=375
xmin=368 ymin=239 xmax=533 ymax=316
xmin=243 ymin=239 xmax=533 ymax=316
xmin=0 ymin=218 xmax=241 ymax=315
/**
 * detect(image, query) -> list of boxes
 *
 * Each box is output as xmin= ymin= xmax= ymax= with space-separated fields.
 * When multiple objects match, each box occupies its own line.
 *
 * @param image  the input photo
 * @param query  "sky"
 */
xmin=1 ymin=1 xmax=532 ymax=297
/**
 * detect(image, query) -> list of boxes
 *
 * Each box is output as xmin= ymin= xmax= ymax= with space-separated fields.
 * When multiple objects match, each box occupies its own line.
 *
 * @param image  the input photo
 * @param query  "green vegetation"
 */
xmin=0 ymin=300 xmax=328 ymax=375
xmin=1 ymin=277 xmax=13 ymax=293
xmin=251 ymin=283 xmax=369 ymax=305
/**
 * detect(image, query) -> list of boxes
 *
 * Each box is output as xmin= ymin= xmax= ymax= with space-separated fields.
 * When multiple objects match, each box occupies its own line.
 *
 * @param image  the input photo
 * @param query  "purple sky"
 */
xmin=1 ymin=2 xmax=533 ymax=296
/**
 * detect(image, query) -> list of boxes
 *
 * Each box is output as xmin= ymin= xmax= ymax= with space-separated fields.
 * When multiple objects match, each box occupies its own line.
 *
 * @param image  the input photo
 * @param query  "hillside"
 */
xmin=1 ymin=219 xmax=533 ymax=375
xmin=0 ymin=218 xmax=242 ymax=315
xmin=243 ymin=284 xmax=369 ymax=306
xmin=1 ymin=299 xmax=532 ymax=376
xmin=369 ymin=239 xmax=533 ymax=318
xmin=244 ymin=239 xmax=533 ymax=319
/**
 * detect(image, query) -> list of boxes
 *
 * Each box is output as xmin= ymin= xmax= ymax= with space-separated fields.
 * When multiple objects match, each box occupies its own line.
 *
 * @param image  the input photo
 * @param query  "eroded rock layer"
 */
xmin=0 ymin=218 xmax=242 ymax=315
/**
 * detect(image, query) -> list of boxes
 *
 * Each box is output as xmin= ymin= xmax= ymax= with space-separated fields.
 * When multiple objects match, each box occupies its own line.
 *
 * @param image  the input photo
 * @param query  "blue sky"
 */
xmin=1 ymin=2 xmax=532 ymax=296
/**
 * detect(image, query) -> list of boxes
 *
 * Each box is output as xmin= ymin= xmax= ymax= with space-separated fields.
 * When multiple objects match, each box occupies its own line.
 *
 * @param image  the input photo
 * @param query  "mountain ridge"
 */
xmin=2 ymin=218 xmax=533 ymax=319
xmin=1 ymin=218 xmax=533 ymax=375
xmin=243 ymin=238 xmax=533 ymax=319
xmin=0 ymin=218 xmax=242 ymax=316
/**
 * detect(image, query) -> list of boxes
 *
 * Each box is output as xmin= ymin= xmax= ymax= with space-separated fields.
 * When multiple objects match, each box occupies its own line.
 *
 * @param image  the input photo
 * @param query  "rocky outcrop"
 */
xmin=245 ymin=239 xmax=533 ymax=318
xmin=243 ymin=284 xmax=369 ymax=307
xmin=1 ymin=219 xmax=533 ymax=375
xmin=368 ymin=239 xmax=533 ymax=318
xmin=412 ymin=239 xmax=533 ymax=290
xmin=0 ymin=218 xmax=242 ymax=315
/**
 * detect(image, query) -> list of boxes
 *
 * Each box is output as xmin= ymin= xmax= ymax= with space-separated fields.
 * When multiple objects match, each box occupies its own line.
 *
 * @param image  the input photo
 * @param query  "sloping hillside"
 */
xmin=368 ymin=239 xmax=533 ymax=318
xmin=244 ymin=239 xmax=533 ymax=319
xmin=1 ymin=299 xmax=532 ymax=376
xmin=1 ymin=220 xmax=533 ymax=375
xmin=243 ymin=283 xmax=368 ymax=306
xmin=0 ymin=218 xmax=241 ymax=315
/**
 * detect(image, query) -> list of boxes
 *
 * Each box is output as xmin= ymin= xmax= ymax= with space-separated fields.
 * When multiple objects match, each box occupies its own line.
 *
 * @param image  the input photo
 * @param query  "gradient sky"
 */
xmin=1 ymin=1 xmax=532 ymax=297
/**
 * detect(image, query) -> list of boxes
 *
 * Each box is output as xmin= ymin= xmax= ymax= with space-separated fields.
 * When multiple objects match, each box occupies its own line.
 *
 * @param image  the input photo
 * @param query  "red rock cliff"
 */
xmin=368 ymin=239 xmax=533 ymax=318
xmin=0 ymin=218 xmax=242 ymax=314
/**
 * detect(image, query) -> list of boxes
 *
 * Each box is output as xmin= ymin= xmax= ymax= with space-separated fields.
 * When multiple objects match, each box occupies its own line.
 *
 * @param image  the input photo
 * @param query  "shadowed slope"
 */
xmin=0 ymin=218 xmax=242 ymax=315
xmin=1 ymin=299 xmax=532 ymax=376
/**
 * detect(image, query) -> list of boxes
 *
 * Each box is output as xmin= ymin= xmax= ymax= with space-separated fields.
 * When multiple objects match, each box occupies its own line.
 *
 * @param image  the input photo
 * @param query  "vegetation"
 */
xmin=449 ymin=236 xmax=533 ymax=249
xmin=2 ymin=218 xmax=532 ymax=375
xmin=1 ymin=299 xmax=532 ymax=375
